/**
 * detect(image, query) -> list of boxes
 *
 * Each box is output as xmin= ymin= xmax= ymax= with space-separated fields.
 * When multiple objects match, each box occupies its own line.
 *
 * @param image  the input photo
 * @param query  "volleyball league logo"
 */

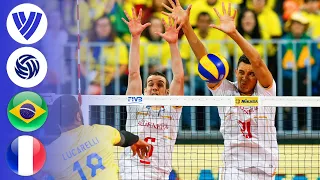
xmin=6 ymin=3 xmax=48 ymax=44
xmin=6 ymin=135 xmax=46 ymax=176
xmin=7 ymin=47 xmax=47 ymax=88
xmin=7 ymin=91 xmax=48 ymax=132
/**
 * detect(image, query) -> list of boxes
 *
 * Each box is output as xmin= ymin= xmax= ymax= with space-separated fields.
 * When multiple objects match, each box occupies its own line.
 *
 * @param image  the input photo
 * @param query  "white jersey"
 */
xmin=120 ymin=105 xmax=182 ymax=174
xmin=209 ymin=79 xmax=279 ymax=176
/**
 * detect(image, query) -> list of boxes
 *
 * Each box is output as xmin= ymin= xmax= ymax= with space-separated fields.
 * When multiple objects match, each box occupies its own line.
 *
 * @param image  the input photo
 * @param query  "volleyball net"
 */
xmin=44 ymin=94 xmax=320 ymax=179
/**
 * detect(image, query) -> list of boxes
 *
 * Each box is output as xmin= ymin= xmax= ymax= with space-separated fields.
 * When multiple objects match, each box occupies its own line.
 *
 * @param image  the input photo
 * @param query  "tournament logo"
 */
xmin=6 ymin=3 xmax=48 ymax=44
xmin=7 ymin=91 xmax=48 ymax=132
xmin=6 ymin=135 xmax=46 ymax=176
xmin=7 ymin=47 xmax=47 ymax=88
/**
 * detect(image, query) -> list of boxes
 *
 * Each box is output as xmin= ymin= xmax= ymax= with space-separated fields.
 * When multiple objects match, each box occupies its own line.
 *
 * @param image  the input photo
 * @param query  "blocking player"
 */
xmin=119 ymin=8 xmax=184 ymax=180
xmin=163 ymin=1 xmax=278 ymax=179
xmin=34 ymin=94 xmax=151 ymax=180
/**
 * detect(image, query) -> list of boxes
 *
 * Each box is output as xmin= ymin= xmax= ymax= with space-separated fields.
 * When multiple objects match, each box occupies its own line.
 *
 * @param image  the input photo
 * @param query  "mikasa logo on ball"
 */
xmin=7 ymin=47 xmax=47 ymax=88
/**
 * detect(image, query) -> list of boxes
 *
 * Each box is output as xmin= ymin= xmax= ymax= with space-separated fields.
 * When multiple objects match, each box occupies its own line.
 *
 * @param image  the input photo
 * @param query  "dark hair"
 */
xmin=197 ymin=12 xmax=212 ymax=22
xmin=146 ymin=71 xmax=169 ymax=89
xmin=50 ymin=95 xmax=83 ymax=129
xmin=237 ymin=9 xmax=261 ymax=42
xmin=142 ymin=16 xmax=163 ymax=42
xmin=237 ymin=54 xmax=251 ymax=68
xmin=87 ymin=15 xmax=116 ymax=42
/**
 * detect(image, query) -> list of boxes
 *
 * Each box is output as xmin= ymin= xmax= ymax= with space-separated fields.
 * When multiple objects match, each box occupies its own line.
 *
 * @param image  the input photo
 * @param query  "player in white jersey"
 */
xmin=162 ymin=1 xmax=278 ymax=179
xmin=119 ymin=8 xmax=184 ymax=180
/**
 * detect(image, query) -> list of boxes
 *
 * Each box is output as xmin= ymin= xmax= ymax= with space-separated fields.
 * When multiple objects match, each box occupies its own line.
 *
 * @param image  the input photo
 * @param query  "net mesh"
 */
xmin=82 ymin=96 xmax=320 ymax=180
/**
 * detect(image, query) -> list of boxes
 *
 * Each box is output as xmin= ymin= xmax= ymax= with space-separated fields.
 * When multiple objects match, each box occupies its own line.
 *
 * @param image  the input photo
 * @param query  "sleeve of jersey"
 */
xmin=256 ymin=79 xmax=276 ymax=96
xmin=95 ymin=125 xmax=121 ymax=145
xmin=207 ymin=79 xmax=234 ymax=96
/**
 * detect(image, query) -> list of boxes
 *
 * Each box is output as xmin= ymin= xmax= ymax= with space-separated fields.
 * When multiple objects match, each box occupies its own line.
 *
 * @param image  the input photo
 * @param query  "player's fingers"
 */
xmin=132 ymin=7 xmax=137 ymax=19
xmin=174 ymin=17 xmax=178 ymax=28
xmin=167 ymin=0 xmax=176 ymax=8
xmin=213 ymin=8 xmax=221 ymax=18
xmin=132 ymin=148 xmax=137 ymax=157
xmin=177 ymin=23 xmax=183 ymax=31
xmin=162 ymin=11 xmax=171 ymax=17
xmin=222 ymin=2 xmax=227 ymax=15
xmin=228 ymin=2 xmax=231 ymax=16
xmin=142 ymin=22 xmax=151 ymax=29
xmin=232 ymin=9 xmax=238 ymax=19
xmin=186 ymin=5 xmax=192 ymax=16
xmin=175 ymin=0 xmax=181 ymax=7
xmin=121 ymin=18 xmax=129 ymax=25
xmin=162 ymin=3 xmax=173 ymax=12
xmin=209 ymin=24 xmax=221 ymax=31
xmin=155 ymin=32 xmax=164 ymax=38
xmin=138 ymin=8 xmax=142 ymax=22
xmin=162 ymin=18 xmax=168 ymax=30
xmin=137 ymin=149 xmax=144 ymax=159
xmin=123 ymin=10 xmax=132 ymax=21
xmin=169 ymin=16 xmax=173 ymax=27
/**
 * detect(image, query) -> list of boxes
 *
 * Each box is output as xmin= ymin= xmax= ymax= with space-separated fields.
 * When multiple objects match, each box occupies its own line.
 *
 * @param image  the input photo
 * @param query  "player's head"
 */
xmin=235 ymin=55 xmax=257 ymax=94
xmin=50 ymin=95 xmax=84 ymax=132
xmin=207 ymin=0 xmax=218 ymax=6
xmin=196 ymin=12 xmax=212 ymax=32
xmin=144 ymin=71 xmax=169 ymax=96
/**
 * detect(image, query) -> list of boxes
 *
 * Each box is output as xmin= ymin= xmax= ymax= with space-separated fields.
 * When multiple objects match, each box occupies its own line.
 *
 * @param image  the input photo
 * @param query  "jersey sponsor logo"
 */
xmin=138 ymin=120 xmax=169 ymax=130
xmin=235 ymin=96 xmax=258 ymax=106
xmin=128 ymin=96 xmax=143 ymax=104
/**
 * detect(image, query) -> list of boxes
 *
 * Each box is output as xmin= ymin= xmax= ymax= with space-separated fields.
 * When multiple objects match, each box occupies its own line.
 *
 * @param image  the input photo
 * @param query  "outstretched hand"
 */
xmin=155 ymin=17 xmax=182 ymax=44
xmin=122 ymin=8 xmax=151 ymax=37
xmin=131 ymin=139 xmax=152 ymax=160
xmin=162 ymin=0 xmax=192 ymax=26
xmin=209 ymin=2 xmax=237 ymax=35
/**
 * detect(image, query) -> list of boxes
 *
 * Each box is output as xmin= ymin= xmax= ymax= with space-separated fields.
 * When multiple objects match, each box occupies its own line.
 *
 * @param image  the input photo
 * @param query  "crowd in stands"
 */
xmin=39 ymin=0 xmax=320 ymax=130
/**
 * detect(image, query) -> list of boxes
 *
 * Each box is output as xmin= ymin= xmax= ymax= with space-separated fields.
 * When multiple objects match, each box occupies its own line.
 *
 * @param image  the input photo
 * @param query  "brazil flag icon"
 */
xmin=7 ymin=91 xmax=48 ymax=132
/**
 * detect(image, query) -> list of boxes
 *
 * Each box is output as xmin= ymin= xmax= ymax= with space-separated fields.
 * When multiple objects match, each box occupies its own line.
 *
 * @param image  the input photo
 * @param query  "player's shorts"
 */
xmin=218 ymin=167 xmax=275 ymax=180
xmin=119 ymin=159 xmax=170 ymax=180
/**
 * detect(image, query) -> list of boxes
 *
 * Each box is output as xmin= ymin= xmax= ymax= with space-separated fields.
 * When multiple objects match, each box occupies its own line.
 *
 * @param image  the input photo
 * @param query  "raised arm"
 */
xmin=162 ymin=0 xmax=207 ymax=60
xmin=122 ymin=8 xmax=151 ymax=95
xmin=210 ymin=3 xmax=273 ymax=88
xmin=156 ymin=17 xmax=184 ymax=96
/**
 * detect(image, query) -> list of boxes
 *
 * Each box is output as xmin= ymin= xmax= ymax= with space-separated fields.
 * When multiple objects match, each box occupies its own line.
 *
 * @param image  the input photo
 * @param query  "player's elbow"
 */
xmin=173 ymin=74 xmax=184 ymax=84
xmin=128 ymin=71 xmax=140 ymax=79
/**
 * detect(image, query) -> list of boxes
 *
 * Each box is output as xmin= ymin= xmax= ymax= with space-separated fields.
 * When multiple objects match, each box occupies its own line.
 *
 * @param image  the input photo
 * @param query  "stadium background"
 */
xmin=0 ymin=0 xmax=319 ymax=179
xmin=39 ymin=0 xmax=320 ymax=179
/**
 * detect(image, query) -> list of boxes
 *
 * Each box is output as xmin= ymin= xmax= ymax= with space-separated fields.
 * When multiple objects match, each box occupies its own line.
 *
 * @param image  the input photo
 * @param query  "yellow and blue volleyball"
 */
xmin=198 ymin=53 xmax=229 ymax=83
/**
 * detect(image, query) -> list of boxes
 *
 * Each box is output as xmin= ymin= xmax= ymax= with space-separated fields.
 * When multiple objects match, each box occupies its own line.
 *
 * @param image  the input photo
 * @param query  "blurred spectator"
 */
xmin=300 ymin=0 xmax=320 ymax=49
xmin=228 ymin=8 xmax=270 ymax=59
xmin=251 ymin=0 xmax=282 ymax=39
xmin=80 ymin=15 xmax=128 ymax=95
xmin=244 ymin=0 xmax=276 ymax=11
xmin=283 ymin=0 xmax=303 ymax=21
xmin=180 ymin=12 xmax=226 ymax=130
xmin=282 ymin=12 xmax=319 ymax=95
xmin=140 ymin=16 xmax=171 ymax=77
xmin=41 ymin=11 xmax=69 ymax=93
xmin=189 ymin=0 xmax=222 ymax=27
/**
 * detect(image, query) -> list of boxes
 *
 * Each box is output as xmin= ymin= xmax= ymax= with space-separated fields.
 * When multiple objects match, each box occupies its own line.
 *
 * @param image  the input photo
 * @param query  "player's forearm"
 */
xmin=228 ymin=30 xmax=263 ymax=66
xmin=128 ymin=35 xmax=141 ymax=75
xmin=169 ymin=43 xmax=184 ymax=95
xmin=117 ymin=130 xmax=139 ymax=147
xmin=182 ymin=22 xmax=207 ymax=60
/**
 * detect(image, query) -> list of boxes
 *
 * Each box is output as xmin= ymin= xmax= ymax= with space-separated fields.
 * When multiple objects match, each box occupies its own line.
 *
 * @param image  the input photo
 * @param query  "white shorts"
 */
xmin=119 ymin=159 xmax=170 ymax=180
xmin=219 ymin=167 xmax=275 ymax=180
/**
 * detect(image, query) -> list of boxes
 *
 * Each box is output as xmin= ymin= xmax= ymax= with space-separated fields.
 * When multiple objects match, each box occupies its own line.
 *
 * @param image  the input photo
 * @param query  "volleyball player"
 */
xmin=119 ymin=8 xmax=184 ymax=180
xmin=162 ymin=1 xmax=278 ymax=179
xmin=34 ymin=95 xmax=151 ymax=180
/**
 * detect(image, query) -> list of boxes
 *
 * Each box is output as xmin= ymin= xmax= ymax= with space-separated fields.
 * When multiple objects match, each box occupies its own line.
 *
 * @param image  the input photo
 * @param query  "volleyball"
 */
xmin=198 ymin=53 xmax=229 ymax=83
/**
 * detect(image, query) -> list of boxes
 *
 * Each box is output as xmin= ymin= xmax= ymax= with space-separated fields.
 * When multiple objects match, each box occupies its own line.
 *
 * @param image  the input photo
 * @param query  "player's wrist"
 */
xmin=131 ymin=34 xmax=141 ymax=39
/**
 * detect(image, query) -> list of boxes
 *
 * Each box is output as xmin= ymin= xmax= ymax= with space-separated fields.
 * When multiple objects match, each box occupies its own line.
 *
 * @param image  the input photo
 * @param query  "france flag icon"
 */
xmin=6 ymin=135 xmax=46 ymax=176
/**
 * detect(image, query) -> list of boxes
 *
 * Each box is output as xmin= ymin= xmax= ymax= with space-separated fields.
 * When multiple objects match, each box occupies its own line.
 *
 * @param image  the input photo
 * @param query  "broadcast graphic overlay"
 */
xmin=6 ymin=3 xmax=48 ymax=45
